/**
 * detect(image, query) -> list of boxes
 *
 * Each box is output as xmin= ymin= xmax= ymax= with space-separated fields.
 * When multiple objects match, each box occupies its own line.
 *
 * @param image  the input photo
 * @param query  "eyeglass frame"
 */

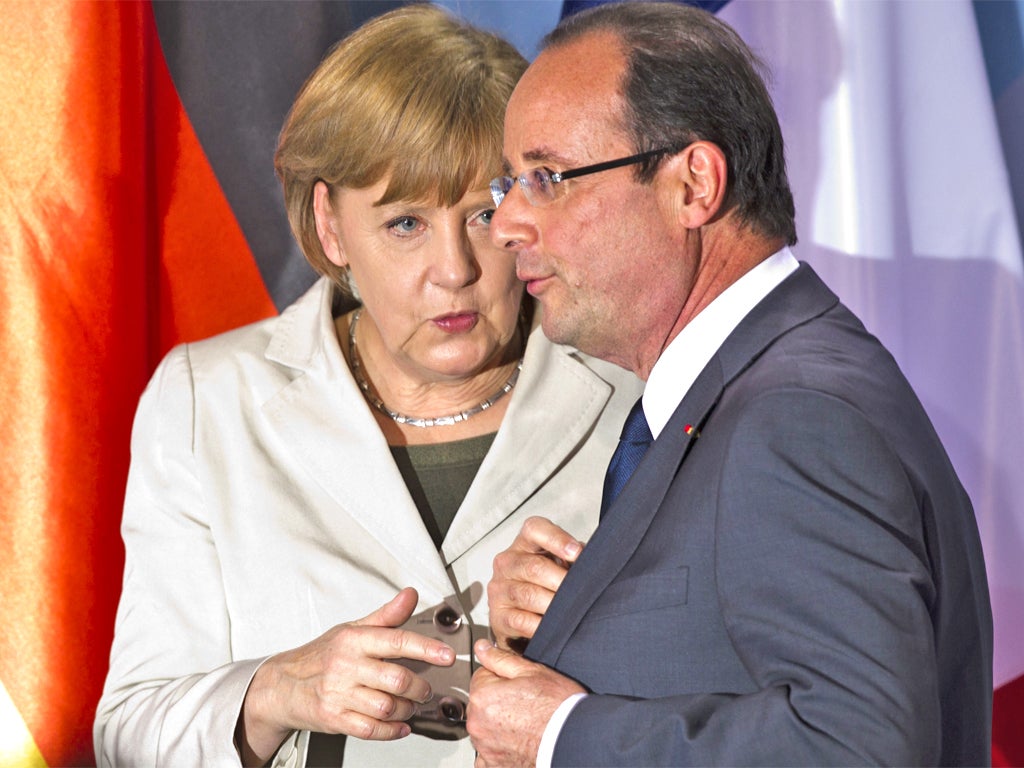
xmin=489 ymin=145 xmax=683 ymax=208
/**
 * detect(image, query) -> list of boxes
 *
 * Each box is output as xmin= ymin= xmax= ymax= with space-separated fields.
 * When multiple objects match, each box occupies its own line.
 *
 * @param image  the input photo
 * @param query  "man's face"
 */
xmin=491 ymin=32 xmax=693 ymax=374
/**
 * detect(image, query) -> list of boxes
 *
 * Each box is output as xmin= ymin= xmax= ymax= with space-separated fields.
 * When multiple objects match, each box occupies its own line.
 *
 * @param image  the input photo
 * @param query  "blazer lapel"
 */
xmin=442 ymin=327 xmax=618 ymax=563
xmin=526 ymin=263 xmax=841 ymax=665
xmin=259 ymin=280 xmax=453 ymax=600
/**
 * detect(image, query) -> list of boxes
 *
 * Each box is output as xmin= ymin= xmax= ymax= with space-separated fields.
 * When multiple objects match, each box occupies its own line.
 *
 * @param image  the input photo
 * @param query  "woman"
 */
xmin=94 ymin=5 xmax=641 ymax=767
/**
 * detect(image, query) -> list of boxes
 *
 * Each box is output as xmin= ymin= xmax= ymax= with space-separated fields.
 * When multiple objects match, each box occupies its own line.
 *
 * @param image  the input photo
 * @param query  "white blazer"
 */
xmin=94 ymin=278 xmax=642 ymax=767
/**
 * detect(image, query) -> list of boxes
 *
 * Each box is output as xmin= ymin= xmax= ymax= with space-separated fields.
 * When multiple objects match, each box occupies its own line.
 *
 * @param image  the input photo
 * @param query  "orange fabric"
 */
xmin=0 ymin=2 xmax=274 ymax=765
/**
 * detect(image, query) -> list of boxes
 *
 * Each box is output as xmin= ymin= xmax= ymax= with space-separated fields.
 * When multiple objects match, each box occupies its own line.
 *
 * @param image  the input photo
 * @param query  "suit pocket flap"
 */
xmin=582 ymin=567 xmax=689 ymax=622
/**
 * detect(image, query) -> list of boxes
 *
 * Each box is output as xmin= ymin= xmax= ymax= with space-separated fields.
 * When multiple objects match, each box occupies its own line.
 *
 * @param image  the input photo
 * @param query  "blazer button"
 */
xmin=433 ymin=605 xmax=463 ymax=634
xmin=438 ymin=695 xmax=466 ymax=723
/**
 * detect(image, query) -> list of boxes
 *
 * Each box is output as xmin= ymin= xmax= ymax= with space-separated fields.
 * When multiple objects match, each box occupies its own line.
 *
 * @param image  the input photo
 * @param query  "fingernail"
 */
xmin=439 ymin=646 xmax=454 ymax=663
xmin=474 ymin=638 xmax=492 ymax=655
xmin=566 ymin=541 xmax=582 ymax=559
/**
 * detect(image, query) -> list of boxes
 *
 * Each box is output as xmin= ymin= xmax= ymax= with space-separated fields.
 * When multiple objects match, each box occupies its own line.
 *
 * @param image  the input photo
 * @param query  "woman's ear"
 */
xmin=656 ymin=142 xmax=728 ymax=230
xmin=313 ymin=180 xmax=347 ymax=268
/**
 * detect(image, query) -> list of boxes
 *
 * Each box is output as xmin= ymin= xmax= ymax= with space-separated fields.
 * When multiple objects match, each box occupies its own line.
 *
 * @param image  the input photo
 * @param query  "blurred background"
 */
xmin=2 ymin=1 xmax=1022 ymax=764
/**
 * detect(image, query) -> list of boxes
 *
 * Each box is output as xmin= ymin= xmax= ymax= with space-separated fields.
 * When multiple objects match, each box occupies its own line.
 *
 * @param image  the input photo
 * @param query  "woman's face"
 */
xmin=314 ymin=178 xmax=524 ymax=385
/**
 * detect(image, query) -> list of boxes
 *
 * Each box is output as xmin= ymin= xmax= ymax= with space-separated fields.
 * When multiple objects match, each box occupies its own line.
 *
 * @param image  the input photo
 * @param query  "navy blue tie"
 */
xmin=601 ymin=398 xmax=653 ymax=518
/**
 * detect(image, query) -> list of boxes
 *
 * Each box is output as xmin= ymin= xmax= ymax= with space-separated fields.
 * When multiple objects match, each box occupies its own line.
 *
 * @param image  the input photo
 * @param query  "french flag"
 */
xmin=709 ymin=2 xmax=1024 ymax=764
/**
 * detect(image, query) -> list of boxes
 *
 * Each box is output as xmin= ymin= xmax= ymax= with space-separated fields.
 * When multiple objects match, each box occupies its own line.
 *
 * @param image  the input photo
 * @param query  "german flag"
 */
xmin=0 ymin=2 xmax=396 ymax=763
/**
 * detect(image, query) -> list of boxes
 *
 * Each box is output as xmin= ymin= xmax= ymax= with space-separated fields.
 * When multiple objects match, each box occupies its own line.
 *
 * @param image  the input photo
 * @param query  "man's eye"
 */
xmin=527 ymin=168 xmax=552 ymax=192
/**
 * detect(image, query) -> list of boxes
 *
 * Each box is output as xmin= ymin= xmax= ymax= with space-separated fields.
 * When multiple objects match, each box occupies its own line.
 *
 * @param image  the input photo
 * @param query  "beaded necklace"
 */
xmin=348 ymin=309 xmax=523 ymax=428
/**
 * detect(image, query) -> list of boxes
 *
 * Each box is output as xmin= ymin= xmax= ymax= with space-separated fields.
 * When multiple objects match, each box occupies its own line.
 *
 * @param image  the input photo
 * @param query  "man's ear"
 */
xmin=313 ymin=180 xmax=347 ymax=268
xmin=656 ymin=142 xmax=728 ymax=230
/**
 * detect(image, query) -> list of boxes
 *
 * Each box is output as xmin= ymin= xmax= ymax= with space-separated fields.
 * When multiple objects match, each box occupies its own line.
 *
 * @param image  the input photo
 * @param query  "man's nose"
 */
xmin=490 ymin=182 xmax=536 ymax=252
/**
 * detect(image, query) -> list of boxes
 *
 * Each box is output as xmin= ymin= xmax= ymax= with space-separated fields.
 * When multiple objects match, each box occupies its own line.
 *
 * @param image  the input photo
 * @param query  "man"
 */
xmin=466 ymin=3 xmax=993 ymax=766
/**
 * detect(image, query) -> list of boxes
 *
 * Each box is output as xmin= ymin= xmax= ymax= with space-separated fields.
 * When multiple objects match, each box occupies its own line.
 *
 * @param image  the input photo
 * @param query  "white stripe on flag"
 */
xmin=719 ymin=0 xmax=1024 ymax=687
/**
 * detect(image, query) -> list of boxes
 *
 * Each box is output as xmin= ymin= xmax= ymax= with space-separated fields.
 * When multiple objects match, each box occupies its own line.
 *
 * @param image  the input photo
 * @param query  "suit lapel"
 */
xmin=526 ymin=264 xmax=840 ymax=665
xmin=526 ymin=358 xmax=724 ymax=662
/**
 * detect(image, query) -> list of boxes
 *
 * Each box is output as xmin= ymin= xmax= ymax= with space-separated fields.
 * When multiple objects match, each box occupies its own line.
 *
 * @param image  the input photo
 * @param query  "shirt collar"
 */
xmin=643 ymin=247 xmax=800 ymax=438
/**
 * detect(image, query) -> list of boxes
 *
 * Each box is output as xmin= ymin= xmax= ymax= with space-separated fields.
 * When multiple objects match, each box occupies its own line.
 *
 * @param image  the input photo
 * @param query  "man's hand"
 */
xmin=488 ymin=516 xmax=584 ymax=652
xmin=468 ymin=640 xmax=586 ymax=767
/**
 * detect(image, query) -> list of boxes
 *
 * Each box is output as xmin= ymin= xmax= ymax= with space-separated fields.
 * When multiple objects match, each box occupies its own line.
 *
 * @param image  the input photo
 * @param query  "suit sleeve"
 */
xmin=93 ymin=346 xmax=299 ymax=768
xmin=553 ymin=389 xmax=941 ymax=766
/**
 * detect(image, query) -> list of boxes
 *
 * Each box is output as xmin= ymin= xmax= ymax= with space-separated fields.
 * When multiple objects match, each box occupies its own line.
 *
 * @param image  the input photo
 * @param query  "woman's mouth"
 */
xmin=432 ymin=312 xmax=479 ymax=334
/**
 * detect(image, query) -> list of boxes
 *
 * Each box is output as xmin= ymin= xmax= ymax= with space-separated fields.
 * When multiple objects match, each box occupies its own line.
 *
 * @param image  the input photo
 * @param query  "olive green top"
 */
xmin=390 ymin=433 xmax=497 ymax=549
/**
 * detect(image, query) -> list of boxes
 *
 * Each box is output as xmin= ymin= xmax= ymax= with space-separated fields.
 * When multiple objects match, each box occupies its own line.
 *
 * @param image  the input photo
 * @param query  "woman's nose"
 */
xmin=429 ymin=229 xmax=480 ymax=288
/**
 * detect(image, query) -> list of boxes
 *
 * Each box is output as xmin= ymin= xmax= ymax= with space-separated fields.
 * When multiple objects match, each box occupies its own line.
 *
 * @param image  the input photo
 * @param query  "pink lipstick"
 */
xmin=433 ymin=313 xmax=478 ymax=334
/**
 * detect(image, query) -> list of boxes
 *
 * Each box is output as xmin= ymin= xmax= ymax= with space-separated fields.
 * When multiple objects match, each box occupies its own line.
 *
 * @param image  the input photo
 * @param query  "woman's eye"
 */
xmin=476 ymin=209 xmax=495 ymax=227
xmin=387 ymin=216 xmax=421 ymax=235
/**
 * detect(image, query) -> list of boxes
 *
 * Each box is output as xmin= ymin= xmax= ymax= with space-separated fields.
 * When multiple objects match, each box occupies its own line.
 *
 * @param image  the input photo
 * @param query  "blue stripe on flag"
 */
xmin=972 ymin=0 xmax=1024 ymax=99
xmin=562 ymin=0 xmax=729 ymax=18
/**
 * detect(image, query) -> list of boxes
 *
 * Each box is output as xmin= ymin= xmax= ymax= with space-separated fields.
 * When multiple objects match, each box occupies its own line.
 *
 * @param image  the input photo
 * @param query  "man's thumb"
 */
xmin=474 ymin=638 xmax=531 ymax=678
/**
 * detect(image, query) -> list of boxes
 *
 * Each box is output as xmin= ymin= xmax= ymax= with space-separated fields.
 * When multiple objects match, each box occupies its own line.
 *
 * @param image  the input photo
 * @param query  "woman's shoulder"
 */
xmin=524 ymin=322 xmax=643 ymax=392
xmin=155 ymin=277 xmax=339 ymax=388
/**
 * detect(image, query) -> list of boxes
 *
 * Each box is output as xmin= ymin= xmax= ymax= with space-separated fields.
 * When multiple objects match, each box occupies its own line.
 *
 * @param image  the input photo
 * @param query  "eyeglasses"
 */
xmin=489 ymin=146 xmax=680 ymax=208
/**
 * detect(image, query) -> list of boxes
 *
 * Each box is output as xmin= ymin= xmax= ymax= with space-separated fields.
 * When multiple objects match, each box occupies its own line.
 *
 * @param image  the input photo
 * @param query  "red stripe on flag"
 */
xmin=0 ymin=1 xmax=275 ymax=764
xmin=150 ymin=15 xmax=278 ymax=357
xmin=993 ymin=673 xmax=1024 ymax=767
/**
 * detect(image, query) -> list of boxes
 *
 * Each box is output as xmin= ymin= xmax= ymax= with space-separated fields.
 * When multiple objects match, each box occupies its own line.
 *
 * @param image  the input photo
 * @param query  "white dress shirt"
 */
xmin=535 ymin=247 xmax=799 ymax=767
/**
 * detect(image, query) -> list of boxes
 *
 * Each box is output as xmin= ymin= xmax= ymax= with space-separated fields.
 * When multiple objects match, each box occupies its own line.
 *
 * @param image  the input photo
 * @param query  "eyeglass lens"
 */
xmin=490 ymin=168 xmax=559 ymax=208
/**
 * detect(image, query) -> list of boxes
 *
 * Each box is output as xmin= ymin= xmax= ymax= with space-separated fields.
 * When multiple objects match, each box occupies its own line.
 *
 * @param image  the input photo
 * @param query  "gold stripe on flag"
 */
xmin=0 ymin=679 xmax=47 ymax=768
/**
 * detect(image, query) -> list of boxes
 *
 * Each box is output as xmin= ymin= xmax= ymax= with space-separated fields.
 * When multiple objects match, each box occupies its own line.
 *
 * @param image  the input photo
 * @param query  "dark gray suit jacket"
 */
xmin=527 ymin=264 xmax=992 ymax=766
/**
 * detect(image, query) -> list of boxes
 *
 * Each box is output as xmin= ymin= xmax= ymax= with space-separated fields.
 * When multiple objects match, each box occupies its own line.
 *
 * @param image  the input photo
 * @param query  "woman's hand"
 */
xmin=487 ymin=516 xmax=584 ymax=653
xmin=236 ymin=587 xmax=454 ymax=765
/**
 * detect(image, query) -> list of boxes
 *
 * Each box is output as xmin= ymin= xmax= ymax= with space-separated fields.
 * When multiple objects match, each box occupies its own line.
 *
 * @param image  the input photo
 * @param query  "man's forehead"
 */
xmin=519 ymin=32 xmax=624 ymax=108
xmin=503 ymin=32 xmax=628 ymax=164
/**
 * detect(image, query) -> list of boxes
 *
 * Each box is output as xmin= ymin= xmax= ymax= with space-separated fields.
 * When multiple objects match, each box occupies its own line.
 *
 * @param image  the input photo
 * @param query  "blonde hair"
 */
xmin=274 ymin=4 xmax=528 ymax=285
